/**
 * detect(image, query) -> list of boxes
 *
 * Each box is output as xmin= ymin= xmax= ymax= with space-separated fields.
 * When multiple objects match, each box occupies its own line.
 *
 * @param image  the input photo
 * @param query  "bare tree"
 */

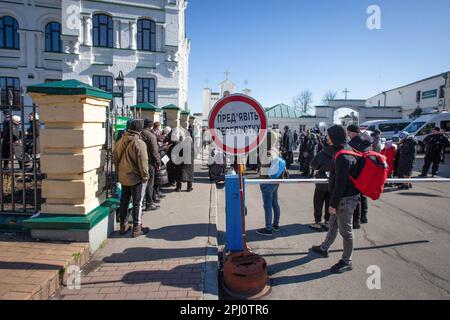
xmin=322 ymin=90 xmax=337 ymax=105
xmin=292 ymin=90 xmax=314 ymax=114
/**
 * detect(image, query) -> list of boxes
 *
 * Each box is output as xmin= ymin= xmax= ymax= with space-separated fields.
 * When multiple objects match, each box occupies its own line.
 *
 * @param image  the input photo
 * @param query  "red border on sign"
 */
xmin=208 ymin=94 xmax=267 ymax=155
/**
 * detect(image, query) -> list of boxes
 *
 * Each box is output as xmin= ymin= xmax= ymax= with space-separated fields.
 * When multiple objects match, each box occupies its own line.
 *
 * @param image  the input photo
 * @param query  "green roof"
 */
xmin=27 ymin=79 xmax=113 ymax=100
xmin=180 ymin=110 xmax=191 ymax=115
xmin=265 ymin=103 xmax=310 ymax=118
xmin=162 ymin=104 xmax=180 ymax=110
xmin=130 ymin=102 xmax=162 ymax=112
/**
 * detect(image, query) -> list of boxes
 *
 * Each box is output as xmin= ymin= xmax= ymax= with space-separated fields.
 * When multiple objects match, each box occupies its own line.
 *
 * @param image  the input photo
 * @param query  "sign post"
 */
xmin=209 ymin=94 xmax=270 ymax=299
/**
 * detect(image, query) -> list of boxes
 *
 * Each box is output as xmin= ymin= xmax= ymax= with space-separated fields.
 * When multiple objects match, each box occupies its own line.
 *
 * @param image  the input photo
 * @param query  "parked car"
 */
xmin=392 ymin=112 xmax=450 ymax=153
xmin=359 ymin=119 xmax=411 ymax=140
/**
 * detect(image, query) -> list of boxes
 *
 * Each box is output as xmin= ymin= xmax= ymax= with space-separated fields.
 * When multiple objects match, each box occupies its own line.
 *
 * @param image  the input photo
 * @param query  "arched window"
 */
xmin=93 ymin=14 xmax=113 ymax=48
xmin=0 ymin=16 xmax=20 ymax=49
xmin=137 ymin=19 xmax=156 ymax=51
xmin=45 ymin=22 xmax=62 ymax=52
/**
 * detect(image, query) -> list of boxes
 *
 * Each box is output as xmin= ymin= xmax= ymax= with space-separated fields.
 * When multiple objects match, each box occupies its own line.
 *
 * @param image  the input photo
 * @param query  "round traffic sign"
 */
xmin=208 ymin=94 xmax=267 ymax=155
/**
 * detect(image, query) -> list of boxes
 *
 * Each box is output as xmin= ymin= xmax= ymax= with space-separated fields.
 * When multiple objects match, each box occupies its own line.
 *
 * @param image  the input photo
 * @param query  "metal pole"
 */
xmin=20 ymin=88 xmax=26 ymax=213
xmin=8 ymin=90 xmax=15 ymax=212
xmin=32 ymin=104 xmax=38 ymax=212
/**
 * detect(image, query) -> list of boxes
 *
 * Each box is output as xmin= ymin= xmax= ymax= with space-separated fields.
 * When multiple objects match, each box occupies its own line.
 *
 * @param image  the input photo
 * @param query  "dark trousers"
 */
xmin=119 ymin=182 xmax=147 ymax=227
xmin=145 ymin=164 xmax=156 ymax=205
xmin=422 ymin=154 xmax=440 ymax=176
xmin=313 ymin=187 xmax=330 ymax=223
xmin=353 ymin=194 xmax=368 ymax=224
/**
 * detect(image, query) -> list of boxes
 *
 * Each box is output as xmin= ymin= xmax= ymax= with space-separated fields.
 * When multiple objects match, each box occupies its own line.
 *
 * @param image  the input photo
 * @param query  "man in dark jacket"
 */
xmin=311 ymin=125 xmax=360 ymax=274
xmin=141 ymin=119 xmax=161 ymax=211
xmin=347 ymin=125 xmax=371 ymax=227
xmin=113 ymin=120 xmax=149 ymax=238
xmin=281 ymin=126 xmax=294 ymax=169
xmin=309 ymin=144 xmax=333 ymax=231
xmin=419 ymin=127 xmax=449 ymax=178
xmin=395 ymin=131 xmax=417 ymax=189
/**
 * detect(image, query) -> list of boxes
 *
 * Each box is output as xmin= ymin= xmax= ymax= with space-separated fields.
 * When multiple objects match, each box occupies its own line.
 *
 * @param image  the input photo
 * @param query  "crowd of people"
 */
xmin=259 ymin=123 xmax=449 ymax=274
xmin=113 ymin=119 xmax=195 ymax=238
xmin=1 ymin=110 xmax=40 ymax=170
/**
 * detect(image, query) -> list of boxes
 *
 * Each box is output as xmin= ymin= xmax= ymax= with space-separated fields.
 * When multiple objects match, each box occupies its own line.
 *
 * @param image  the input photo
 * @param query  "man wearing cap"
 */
xmin=346 ymin=124 xmax=371 ymax=227
xmin=1 ymin=114 xmax=22 ymax=169
xmin=113 ymin=120 xmax=150 ymax=238
xmin=141 ymin=119 xmax=161 ymax=211
xmin=311 ymin=125 xmax=360 ymax=274
xmin=419 ymin=127 xmax=449 ymax=178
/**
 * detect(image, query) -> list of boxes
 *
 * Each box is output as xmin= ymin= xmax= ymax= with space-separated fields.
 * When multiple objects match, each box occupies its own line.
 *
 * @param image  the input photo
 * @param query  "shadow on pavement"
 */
xmin=246 ymin=224 xmax=318 ymax=242
xmin=80 ymin=262 xmax=214 ymax=293
xmin=0 ymin=261 xmax=61 ymax=270
xmin=271 ymin=270 xmax=331 ymax=286
xmin=145 ymin=223 xmax=210 ymax=241
xmin=396 ymin=192 xmax=450 ymax=198
xmin=102 ymin=247 xmax=209 ymax=263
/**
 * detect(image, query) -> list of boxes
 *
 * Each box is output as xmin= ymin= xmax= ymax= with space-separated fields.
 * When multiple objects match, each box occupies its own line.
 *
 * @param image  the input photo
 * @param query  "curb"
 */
xmin=203 ymin=181 xmax=219 ymax=300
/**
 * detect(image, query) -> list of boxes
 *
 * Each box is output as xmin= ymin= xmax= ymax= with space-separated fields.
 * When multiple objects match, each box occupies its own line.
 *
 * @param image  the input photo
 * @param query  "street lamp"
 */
xmin=115 ymin=71 xmax=125 ymax=116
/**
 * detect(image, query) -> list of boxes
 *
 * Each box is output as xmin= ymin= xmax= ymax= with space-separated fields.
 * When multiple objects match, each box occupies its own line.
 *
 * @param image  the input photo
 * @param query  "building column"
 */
xmin=85 ymin=15 xmax=93 ymax=46
xmin=27 ymin=80 xmax=117 ymax=253
xmin=163 ymin=105 xmax=181 ymax=128
xmin=114 ymin=19 xmax=121 ymax=48
xmin=180 ymin=111 xmax=190 ymax=129
xmin=130 ymin=21 xmax=137 ymax=50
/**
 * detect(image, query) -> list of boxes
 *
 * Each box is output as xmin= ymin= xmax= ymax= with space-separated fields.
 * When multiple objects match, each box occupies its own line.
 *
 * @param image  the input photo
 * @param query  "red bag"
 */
xmin=335 ymin=150 xmax=389 ymax=200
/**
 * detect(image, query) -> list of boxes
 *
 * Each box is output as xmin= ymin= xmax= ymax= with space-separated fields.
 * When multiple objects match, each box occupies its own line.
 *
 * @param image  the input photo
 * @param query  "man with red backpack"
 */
xmin=311 ymin=125 xmax=360 ymax=274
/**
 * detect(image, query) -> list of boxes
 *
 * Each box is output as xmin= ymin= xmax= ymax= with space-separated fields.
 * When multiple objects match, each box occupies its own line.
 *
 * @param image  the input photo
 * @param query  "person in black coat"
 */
xmin=299 ymin=131 xmax=319 ymax=177
xmin=2 ymin=115 xmax=22 ymax=169
xmin=309 ymin=144 xmax=333 ymax=231
xmin=346 ymin=125 xmax=371 ymax=227
xmin=170 ymin=126 xmax=194 ymax=192
xmin=311 ymin=125 xmax=360 ymax=274
xmin=419 ymin=127 xmax=449 ymax=177
xmin=281 ymin=126 xmax=294 ymax=169
xmin=395 ymin=131 xmax=417 ymax=189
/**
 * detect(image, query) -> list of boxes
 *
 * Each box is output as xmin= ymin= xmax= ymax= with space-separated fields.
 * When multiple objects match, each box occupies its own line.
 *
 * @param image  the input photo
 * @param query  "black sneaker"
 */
xmin=145 ymin=204 xmax=158 ymax=211
xmin=272 ymin=225 xmax=281 ymax=232
xmin=330 ymin=260 xmax=353 ymax=274
xmin=256 ymin=228 xmax=273 ymax=237
xmin=353 ymin=223 xmax=361 ymax=229
xmin=310 ymin=245 xmax=329 ymax=258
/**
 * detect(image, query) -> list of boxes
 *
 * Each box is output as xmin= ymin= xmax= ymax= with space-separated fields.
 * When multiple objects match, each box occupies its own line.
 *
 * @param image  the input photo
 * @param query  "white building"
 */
xmin=201 ymin=74 xmax=252 ymax=127
xmin=366 ymin=71 xmax=450 ymax=118
xmin=0 ymin=0 xmax=190 ymax=113
xmin=265 ymin=103 xmax=320 ymax=133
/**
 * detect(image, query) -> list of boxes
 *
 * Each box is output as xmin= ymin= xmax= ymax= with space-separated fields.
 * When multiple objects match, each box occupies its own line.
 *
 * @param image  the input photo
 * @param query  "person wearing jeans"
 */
xmin=113 ymin=120 xmax=150 ymax=238
xmin=119 ymin=181 xmax=148 ymax=233
xmin=256 ymin=184 xmax=281 ymax=236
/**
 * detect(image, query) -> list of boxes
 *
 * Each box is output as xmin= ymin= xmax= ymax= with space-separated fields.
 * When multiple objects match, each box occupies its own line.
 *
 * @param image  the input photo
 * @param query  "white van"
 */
xmin=392 ymin=112 xmax=450 ymax=152
xmin=359 ymin=119 xmax=411 ymax=139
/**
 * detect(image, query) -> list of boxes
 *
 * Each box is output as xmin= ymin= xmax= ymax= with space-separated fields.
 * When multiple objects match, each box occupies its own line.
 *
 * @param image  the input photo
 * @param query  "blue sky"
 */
xmin=186 ymin=0 xmax=450 ymax=115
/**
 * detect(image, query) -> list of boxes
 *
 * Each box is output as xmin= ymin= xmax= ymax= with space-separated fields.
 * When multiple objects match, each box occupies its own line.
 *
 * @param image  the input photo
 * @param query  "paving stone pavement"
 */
xmin=0 ymin=237 xmax=89 ymax=300
xmin=56 ymin=163 xmax=218 ymax=300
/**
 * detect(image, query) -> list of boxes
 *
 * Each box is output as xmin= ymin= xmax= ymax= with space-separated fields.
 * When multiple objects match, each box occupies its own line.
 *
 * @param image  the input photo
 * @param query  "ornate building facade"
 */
xmin=0 ymin=0 xmax=190 ymax=112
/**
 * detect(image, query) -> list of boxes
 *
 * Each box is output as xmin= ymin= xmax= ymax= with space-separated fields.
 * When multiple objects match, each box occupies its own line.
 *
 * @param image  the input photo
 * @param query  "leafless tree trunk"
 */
xmin=292 ymin=90 xmax=314 ymax=114
xmin=322 ymin=90 xmax=337 ymax=105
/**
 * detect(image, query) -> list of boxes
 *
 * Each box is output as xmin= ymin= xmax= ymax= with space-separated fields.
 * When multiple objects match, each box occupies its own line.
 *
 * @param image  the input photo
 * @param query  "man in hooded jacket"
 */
xmin=311 ymin=125 xmax=360 ymax=274
xmin=113 ymin=120 xmax=150 ymax=238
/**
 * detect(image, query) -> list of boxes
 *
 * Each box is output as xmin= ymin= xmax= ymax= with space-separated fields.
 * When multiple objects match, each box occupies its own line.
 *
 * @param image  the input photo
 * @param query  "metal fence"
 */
xmin=0 ymin=89 xmax=41 ymax=215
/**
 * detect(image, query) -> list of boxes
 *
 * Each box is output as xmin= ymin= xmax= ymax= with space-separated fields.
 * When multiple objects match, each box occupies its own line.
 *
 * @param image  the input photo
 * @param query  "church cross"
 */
xmin=224 ymin=70 xmax=230 ymax=80
xmin=343 ymin=88 xmax=350 ymax=100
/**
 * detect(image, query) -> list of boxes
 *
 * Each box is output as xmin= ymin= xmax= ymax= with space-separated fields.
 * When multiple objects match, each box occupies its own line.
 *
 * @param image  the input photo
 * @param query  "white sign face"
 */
xmin=208 ymin=94 xmax=267 ymax=155
xmin=62 ymin=0 xmax=81 ymax=36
